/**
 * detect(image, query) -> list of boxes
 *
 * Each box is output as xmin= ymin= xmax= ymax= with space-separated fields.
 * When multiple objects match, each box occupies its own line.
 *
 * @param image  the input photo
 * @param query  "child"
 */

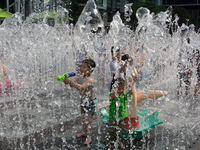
xmin=63 ymin=59 xmax=96 ymax=145
xmin=0 ymin=62 xmax=18 ymax=95
xmin=194 ymin=54 xmax=200 ymax=97
xmin=107 ymin=57 xmax=138 ymax=149
xmin=109 ymin=47 xmax=126 ymax=92
xmin=107 ymin=56 xmax=168 ymax=149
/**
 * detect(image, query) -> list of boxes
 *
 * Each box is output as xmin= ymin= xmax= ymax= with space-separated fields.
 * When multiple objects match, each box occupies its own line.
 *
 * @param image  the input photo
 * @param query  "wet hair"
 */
xmin=196 ymin=49 xmax=199 ymax=54
xmin=82 ymin=59 xmax=96 ymax=69
xmin=113 ymin=78 xmax=125 ymax=87
xmin=116 ymin=48 xmax=120 ymax=53
xmin=187 ymin=38 xmax=190 ymax=44
xmin=136 ymin=48 xmax=140 ymax=53
xmin=111 ymin=46 xmax=114 ymax=53
xmin=121 ymin=54 xmax=129 ymax=61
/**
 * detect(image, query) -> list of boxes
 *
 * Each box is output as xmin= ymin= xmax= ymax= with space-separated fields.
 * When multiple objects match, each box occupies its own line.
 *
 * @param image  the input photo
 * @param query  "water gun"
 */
xmin=55 ymin=72 xmax=76 ymax=81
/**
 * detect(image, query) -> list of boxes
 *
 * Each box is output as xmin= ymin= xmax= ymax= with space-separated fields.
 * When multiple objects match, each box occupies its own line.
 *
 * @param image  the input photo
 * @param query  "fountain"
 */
xmin=0 ymin=0 xmax=199 ymax=149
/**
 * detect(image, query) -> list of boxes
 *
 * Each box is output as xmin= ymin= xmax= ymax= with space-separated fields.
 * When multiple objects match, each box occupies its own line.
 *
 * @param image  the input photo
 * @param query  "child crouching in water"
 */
xmin=64 ymin=59 xmax=96 ymax=145
xmin=107 ymin=57 xmax=138 ymax=149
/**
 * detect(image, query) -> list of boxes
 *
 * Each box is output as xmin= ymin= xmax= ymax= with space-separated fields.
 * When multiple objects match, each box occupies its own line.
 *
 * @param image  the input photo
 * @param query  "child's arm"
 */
xmin=1 ymin=64 xmax=9 ymax=80
xmin=125 ymin=58 xmax=138 ymax=118
xmin=111 ymin=91 xmax=117 ymax=100
xmin=63 ymin=75 xmax=79 ymax=84
xmin=111 ymin=46 xmax=116 ymax=61
xmin=64 ymin=77 xmax=93 ymax=91
xmin=119 ymin=56 xmax=138 ymax=80
xmin=128 ymin=86 xmax=138 ymax=118
xmin=125 ymin=57 xmax=138 ymax=94
xmin=136 ymin=90 xmax=168 ymax=103
xmin=126 ymin=71 xmax=138 ymax=118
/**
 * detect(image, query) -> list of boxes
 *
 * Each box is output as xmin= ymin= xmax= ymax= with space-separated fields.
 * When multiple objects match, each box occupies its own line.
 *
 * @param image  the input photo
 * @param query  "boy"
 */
xmin=107 ymin=56 xmax=168 ymax=149
xmin=64 ymin=59 xmax=96 ymax=145
xmin=194 ymin=53 xmax=200 ymax=97
xmin=109 ymin=47 xmax=126 ymax=92
xmin=107 ymin=57 xmax=138 ymax=149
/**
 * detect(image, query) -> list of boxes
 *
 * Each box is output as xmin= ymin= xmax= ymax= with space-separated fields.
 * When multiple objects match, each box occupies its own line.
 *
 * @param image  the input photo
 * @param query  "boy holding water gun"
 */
xmin=63 ymin=59 xmax=96 ymax=145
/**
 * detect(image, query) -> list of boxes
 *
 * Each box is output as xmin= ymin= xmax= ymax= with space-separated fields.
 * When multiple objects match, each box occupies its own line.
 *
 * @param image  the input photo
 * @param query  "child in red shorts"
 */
xmin=107 ymin=57 xmax=139 ymax=149
xmin=123 ymin=67 xmax=140 ymax=131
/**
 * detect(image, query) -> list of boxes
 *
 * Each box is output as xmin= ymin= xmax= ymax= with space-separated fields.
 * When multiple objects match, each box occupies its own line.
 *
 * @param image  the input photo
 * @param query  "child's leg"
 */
xmin=83 ymin=115 xmax=93 ymax=145
xmin=194 ymin=80 xmax=200 ymax=96
xmin=106 ymin=119 xmax=124 ymax=149
xmin=77 ymin=113 xmax=87 ymax=137
xmin=82 ymin=106 xmax=95 ymax=145
xmin=118 ymin=120 xmax=125 ymax=150
xmin=136 ymin=90 xmax=168 ymax=103
xmin=128 ymin=86 xmax=138 ymax=118
xmin=106 ymin=119 xmax=116 ymax=148
xmin=147 ymin=90 xmax=168 ymax=100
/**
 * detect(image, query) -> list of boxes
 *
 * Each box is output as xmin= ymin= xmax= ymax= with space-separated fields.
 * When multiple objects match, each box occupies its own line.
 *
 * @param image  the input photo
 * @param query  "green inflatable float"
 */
xmin=100 ymin=108 xmax=165 ymax=139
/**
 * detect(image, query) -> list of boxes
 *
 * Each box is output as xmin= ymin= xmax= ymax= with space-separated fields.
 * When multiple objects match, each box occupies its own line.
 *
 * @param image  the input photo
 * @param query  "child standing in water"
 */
xmin=107 ymin=57 xmax=138 ymax=150
xmin=107 ymin=56 xmax=168 ymax=149
xmin=64 ymin=59 xmax=96 ymax=145
xmin=194 ymin=52 xmax=200 ymax=97
xmin=0 ymin=61 xmax=17 ymax=95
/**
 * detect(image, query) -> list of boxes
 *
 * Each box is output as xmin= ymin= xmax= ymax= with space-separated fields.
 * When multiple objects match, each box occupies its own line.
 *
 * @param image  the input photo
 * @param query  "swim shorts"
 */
xmin=123 ymin=116 xmax=140 ymax=130
xmin=80 ymin=106 xmax=95 ymax=116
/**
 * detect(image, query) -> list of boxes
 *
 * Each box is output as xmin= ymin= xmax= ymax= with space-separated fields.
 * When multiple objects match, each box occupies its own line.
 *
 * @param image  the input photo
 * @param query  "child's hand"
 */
xmin=63 ymin=78 xmax=70 ymax=84
xmin=132 ymin=74 xmax=138 ymax=83
xmin=128 ymin=57 xmax=133 ymax=66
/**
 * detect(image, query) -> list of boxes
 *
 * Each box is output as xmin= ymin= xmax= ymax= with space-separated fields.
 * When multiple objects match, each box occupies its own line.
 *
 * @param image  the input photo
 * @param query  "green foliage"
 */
xmin=62 ymin=0 xmax=103 ymax=25
xmin=130 ymin=0 xmax=167 ymax=28
xmin=172 ymin=6 xmax=198 ymax=26
xmin=130 ymin=0 xmax=198 ymax=29
xmin=62 ymin=0 xmax=88 ymax=24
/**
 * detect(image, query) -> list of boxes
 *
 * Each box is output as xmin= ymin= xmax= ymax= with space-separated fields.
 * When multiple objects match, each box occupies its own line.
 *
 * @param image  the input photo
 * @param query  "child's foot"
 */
xmin=119 ymin=142 xmax=125 ymax=150
xmin=106 ymin=142 xmax=113 ymax=149
xmin=83 ymin=137 xmax=92 ymax=145
xmin=164 ymin=91 xmax=168 ymax=96
xmin=77 ymin=132 xmax=85 ymax=138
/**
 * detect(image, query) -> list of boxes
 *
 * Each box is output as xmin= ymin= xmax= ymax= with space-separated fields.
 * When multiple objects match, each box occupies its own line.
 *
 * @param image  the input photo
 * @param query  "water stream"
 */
xmin=0 ymin=0 xmax=199 ymax=149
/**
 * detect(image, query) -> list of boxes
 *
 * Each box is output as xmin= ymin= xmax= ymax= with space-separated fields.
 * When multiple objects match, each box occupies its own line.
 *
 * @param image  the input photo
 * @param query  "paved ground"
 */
xmin=31 ymin=95 xmax=200 ymax=150
xmin=33 ymin=119 xmax=200 ymax=150
xmin=1 ymin=86 xmax=199 ymax=150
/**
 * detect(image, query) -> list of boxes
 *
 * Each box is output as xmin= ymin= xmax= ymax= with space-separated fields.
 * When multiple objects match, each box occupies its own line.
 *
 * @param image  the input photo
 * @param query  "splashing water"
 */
xmin=0 ymin=0 xmax=199 ymax=149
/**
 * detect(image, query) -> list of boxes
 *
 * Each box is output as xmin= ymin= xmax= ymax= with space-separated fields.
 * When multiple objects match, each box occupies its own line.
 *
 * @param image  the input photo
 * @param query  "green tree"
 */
xmin=172 ymin=6 xmax=198 ymax=26
xmin=129 ymin=0 xmax=167 ymax=29
xmin=62 ymin=0 xmax=102 ymax=25
xmin=62 ymin=0 xmax=88 ymax=25
xmin=130 ymin=0 xmax=198 ymax=29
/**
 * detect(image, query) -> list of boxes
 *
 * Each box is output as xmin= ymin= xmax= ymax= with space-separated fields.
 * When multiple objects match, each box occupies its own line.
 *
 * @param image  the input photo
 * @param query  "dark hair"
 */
xmin=82 ymin=59 xmax=96 ymax=69
xmin=113 ymin=78 xmax=125 ymax=87
xmin=121 ymin=54 xmax=129 ymax=61
xmin=187 ymin=38 xmax=190 ymax=44
xmin=196 ymin=49 xmax=199 ymax=54
xmin=111 ymin=46 xmax=114 ymax=53
xmin=116 ymin=48 xmax=120 ymax=53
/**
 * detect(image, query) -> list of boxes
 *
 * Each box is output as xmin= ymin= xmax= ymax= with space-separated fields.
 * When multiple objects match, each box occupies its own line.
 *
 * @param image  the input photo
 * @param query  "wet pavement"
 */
xmin=31 ymin=95 xmax=200 ymax=150
xmin=1 ymin=88 xmax=199 ymax=150
xmin=33 ymin=118 xmax=200 ymax=150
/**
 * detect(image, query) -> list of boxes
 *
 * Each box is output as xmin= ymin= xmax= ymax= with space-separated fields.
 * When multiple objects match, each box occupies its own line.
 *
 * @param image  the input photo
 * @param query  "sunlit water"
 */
xmin=0 ymin=0 xmax=199 ymax=149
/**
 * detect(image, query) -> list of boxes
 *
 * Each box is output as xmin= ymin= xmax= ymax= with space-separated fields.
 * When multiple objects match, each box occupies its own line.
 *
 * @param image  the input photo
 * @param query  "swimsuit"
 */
xmin=78 ymin=76 xmax=95 ymax=115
